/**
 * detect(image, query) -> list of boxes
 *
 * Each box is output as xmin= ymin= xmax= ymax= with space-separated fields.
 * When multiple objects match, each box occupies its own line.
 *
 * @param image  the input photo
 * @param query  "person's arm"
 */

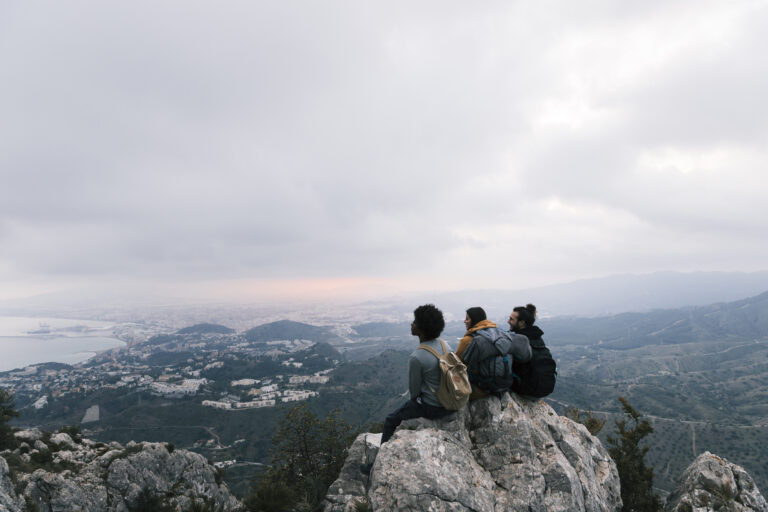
xmin=408 ymin=355 xmax=422 ymax=399
xmin=508 ymin=332 xmax=533 ymax=362
xmin=456 ymin=335 xmax=472 ymax=360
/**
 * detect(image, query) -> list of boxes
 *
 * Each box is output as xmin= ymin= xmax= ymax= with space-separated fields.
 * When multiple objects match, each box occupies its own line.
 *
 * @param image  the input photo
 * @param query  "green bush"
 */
xmin=244 ymin=403 xmax=357 ymax=511
xmin=606 ymin=397 xmax=663 ymax=512
xmin=59 ymin=425 xmax=83 ymax=443
xmin=243 ymin=476 xmax=294 ymax=512
xmin=0 ymin=388 xmax=19 ymax=450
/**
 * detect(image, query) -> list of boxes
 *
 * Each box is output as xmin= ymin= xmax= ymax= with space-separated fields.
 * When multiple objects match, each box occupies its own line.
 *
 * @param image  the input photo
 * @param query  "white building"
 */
xmin=202 ymin=400 xmax=231 ymax=410
xmin=289 ymin=375 xmax=330 ymax=385
xmin=151 ymin=378 xmax=207 ymax=397
xmin=232 ymin=400 xmax=276 ymax=409
xmin=282 ymin=390 xmax=317 ymax=402
xmin=232 ymin=378 xmax=259 ymax=387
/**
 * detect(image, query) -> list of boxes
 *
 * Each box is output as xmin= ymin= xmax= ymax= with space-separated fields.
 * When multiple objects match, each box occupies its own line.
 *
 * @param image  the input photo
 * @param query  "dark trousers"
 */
xmin=381 ymin=398 xmax=454 ymax=443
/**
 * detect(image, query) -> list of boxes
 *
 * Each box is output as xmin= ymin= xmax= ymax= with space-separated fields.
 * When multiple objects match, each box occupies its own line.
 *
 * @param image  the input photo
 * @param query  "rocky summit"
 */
xmin=0 ymin=429 xmax=242 ymax=511
xmin=323 ymin=392 xmax=622 ymax=512
xmin=665 ymin=451 xmax=768 ymax=512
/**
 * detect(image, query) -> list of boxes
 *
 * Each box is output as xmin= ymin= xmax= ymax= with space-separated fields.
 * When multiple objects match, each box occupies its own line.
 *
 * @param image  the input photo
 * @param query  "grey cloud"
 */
xmin=1 ymin=1 xmax=767 ymax=297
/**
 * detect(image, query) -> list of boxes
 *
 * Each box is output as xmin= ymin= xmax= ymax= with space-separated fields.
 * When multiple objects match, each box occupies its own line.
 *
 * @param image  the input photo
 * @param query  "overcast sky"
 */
xmin=2 ymin=1 xmax=767 ymax=304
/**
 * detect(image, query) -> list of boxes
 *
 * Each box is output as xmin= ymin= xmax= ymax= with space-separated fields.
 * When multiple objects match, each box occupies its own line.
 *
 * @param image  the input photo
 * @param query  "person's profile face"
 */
xmin=464 ymin=313 xmax=472 ymax=330
xmin=508 ymin=311 xmax=519 ymax=330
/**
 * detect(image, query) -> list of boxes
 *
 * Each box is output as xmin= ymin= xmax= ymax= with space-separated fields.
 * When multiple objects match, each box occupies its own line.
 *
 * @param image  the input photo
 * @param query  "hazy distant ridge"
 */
xmin=542 ymin=289 xmax=768 ymax=350
xmin=426 ymin=271 xmax=768 ymax=319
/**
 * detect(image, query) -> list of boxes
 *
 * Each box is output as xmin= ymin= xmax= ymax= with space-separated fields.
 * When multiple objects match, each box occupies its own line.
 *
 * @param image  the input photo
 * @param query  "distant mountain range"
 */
xmin=544 ymin=289 xmax=768 ymax=349
xmin=3 ymin=271 xmax=768 ymax=323
xmin=406 ymin=270 xmax=768 ymax=319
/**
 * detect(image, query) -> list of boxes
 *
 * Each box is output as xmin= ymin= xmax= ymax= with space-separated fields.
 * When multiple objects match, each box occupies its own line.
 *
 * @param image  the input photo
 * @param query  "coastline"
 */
xmin=0 ymin=335 xmax=126 ymax=373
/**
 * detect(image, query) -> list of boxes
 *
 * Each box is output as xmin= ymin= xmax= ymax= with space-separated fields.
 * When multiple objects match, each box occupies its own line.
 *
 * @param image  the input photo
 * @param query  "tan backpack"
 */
xmin=418 ymin=339 xmax=472 ymax=410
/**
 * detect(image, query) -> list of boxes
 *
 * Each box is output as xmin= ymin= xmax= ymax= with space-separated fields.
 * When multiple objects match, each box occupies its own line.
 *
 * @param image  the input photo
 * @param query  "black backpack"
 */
xmin=512 ymin=337 xmax=557 ymax=398
xmin=462 ymin=328 xmax=519 ymax=394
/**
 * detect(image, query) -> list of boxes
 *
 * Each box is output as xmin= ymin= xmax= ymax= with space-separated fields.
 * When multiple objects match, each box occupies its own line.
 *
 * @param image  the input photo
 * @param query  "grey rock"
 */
xmin=324 ymin=393 xmax=622 ymax=512
xmin=2 ymin=433 xmax=243 ymax=512
xmin=104 ymin=442 xmax=240 ymax=511
xmin=34 ymin=440 xmax=48 ymax=452
xmin=324 ymin=433 xmax=382 ymax=512
xmin=0 ymin=457 xmax=23 ymax=512
xmin=665 ymin=451 xmax=768 ymax=512
xmin=53 ymin=449 xmax=78 ymax=465
xmin=14 ymin=428 xmax=43 ymax=443
xmin=49 ymin=432 xmax=77 ymax=450
xmin=25 ymin=469 xmax=110 ymax=512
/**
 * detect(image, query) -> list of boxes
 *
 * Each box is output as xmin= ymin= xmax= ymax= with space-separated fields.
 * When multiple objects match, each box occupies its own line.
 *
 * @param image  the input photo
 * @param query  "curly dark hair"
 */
xmin=413 ymin=304 xmax=445 ymax=340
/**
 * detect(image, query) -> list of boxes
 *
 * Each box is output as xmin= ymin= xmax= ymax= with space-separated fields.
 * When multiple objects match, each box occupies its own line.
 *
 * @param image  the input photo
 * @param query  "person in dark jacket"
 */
xmin=508 ymin=303 xmax=546 ymax=396
xmin=380 ymin=304 xmax=454 ymax=444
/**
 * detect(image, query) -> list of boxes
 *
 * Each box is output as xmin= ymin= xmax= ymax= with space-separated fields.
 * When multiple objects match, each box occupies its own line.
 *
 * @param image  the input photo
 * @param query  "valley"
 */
xmin=3 ymin=290 xmax=768 ymax=498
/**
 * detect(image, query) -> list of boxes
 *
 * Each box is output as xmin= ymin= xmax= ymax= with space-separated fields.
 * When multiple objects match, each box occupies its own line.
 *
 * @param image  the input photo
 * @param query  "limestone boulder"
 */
xmin=665 ymin=451 xmax=767 ymax=512
xmin=324 ymin=393 xmax=622 ymax=512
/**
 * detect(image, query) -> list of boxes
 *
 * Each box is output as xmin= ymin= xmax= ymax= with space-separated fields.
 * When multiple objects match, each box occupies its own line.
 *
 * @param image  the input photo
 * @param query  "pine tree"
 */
xmin=245 ymin=403 xmax=356 ymax=511
xmin=0 ymin=387 xmax=19 ymax=450
xmin=606 ymin=397 xmax=662 ymax=512
xmin=565 ymin=407 xmax=607 ymax=436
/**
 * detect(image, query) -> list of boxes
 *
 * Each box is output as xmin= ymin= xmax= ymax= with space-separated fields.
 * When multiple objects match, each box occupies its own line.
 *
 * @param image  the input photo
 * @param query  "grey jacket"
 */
xmin=462 ymin=327 xmax=532 ymax=376
xmin=408 ymin=338 xmax=445 ymax=407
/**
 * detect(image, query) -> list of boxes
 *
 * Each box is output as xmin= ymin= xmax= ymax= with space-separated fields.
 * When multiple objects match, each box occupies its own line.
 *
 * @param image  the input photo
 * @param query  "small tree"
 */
xmin=606 ymin=397 xmax=662 ymax=512
xmin=565 ymin=407 xmax=607 ymax=436
xmin=243 ymin=476 xmax=294 ymax=512
xmin=0 ymin=387 xmax=19 ymax=450
xmin=246 ymin=403 xmax=356 ymax=512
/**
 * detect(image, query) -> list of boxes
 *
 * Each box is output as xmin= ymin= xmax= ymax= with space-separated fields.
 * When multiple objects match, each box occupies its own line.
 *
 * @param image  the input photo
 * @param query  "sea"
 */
xmin=0 ymin=316 xmax=125 ymax=373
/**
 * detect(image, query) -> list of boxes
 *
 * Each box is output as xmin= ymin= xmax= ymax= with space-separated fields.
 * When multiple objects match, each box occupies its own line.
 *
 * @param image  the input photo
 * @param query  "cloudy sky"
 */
xmin=2 ymin=1 xmax=767 ymax=303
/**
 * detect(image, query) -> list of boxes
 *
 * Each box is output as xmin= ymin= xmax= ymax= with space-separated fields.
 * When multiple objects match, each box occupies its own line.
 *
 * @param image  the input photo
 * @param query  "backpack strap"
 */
xmin=418 ymin=339 xmax=449 ymax=360
xmin=418 ymin=344 xmax=442 ymax=360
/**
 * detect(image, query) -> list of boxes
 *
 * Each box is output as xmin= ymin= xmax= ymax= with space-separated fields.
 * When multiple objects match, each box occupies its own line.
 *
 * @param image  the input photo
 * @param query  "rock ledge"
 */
xmin=324 ymin=392 xmax=622 ymax=512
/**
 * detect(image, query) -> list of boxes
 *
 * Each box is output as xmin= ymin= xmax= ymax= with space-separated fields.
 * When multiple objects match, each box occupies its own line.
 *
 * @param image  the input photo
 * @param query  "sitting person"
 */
xmin=456 ymin=307 xmax=531 ymax=399
xmin=380 ymin=304 xmax=455 ymax=444
xmin=508 ymin=304 xmax=556 ymax=399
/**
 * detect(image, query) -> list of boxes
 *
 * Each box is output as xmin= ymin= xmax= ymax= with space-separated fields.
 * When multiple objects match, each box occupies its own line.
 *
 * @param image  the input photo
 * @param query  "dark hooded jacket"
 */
xmin=511 ymin=325 xmax=546 ymax=393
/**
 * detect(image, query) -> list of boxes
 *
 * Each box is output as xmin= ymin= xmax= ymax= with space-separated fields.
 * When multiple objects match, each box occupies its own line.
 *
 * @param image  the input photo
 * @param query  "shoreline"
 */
xmin=0 ymin=335 xmax=126 ymax=373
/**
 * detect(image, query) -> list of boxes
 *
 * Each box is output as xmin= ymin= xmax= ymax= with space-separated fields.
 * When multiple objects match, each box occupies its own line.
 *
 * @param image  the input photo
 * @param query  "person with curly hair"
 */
xmin=380 ymin=304 xmax=455 ymax=443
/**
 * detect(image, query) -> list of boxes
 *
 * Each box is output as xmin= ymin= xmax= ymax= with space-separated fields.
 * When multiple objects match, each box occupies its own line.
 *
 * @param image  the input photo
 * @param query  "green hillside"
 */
xmin=545 ymin=290 xmax=768 ymax=494
xmin=177 ymin=323 xmax=235 ymax=335
xmin=243 ymin=320 xmax=343 ymax=344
